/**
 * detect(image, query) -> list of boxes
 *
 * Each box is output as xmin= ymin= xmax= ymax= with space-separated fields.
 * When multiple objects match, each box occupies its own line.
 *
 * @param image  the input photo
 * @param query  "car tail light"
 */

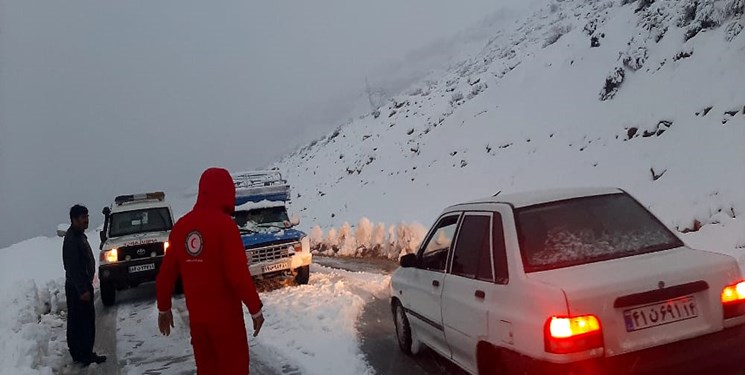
xmin=545 ymin=315 xmax=603 ymax=354
xmin=100 ymin=248 xmax=118 ymax=264
xmin=722 ymin=281 xmax=745 ymax=319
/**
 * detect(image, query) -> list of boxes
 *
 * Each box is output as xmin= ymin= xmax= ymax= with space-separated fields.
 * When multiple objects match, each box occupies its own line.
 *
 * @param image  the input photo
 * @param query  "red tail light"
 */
xmin=722 ymin=281 xmax=745 ymax=319
xmin=545 ymin=315 xmax=603 ymax=354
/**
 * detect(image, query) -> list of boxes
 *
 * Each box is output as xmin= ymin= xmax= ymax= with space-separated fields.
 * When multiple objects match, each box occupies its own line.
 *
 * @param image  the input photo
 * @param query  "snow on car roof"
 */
xmin=459 ymin=187 xmax=623 ymax=209
xmin=235 ymin=199 xmax=286 ymax=212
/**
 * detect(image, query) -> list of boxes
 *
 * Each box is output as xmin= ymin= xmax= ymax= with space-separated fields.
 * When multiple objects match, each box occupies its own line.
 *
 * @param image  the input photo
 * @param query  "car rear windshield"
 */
xmin=109 ymin=208 xmax=173 ymax=238
xmin=516 ymin=193 xmax=683 ymax=273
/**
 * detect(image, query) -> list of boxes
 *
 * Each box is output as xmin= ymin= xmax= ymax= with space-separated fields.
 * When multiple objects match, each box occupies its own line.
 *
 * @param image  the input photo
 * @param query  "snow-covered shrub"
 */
xmin=599 ymin=67 xmax=626 ymax=101
xmin=621 ymin=45 xmax=648 ymax=71
xmin=682 ymin=0 xmax=745 ymax=40
xmin=326 ymin=228 xmax=338 ymax=248
xmin=310 ymin=225 xmax=324 ymax=248
xmin=355 ymin=218 xmax=373 ymax=251
xmin=678 ymin=0 xmax=700 ymax=26
xmin=309 ymin=219 xmax=426 ymax=259
xmin=450 ymin=92 xmax=464 ymax=104
xmin=392 ymin=223 xmax=427 ymax=257
xmin=725 ymin=21 xmax=744 ymax=41
xmin=636 ymin=0 xmax=655 ymax=13
xmin=337 ymin=222 xmax=357 ymax=256
xmin=584 ymin=19 xmax=598 ymax=35
xmin=371 ymin=222 xmax=387 ymax=249
xmin=544 ymin=24 xmax=573 ymax=47
xmin=468 ymin=83 xmax=487 ymax=99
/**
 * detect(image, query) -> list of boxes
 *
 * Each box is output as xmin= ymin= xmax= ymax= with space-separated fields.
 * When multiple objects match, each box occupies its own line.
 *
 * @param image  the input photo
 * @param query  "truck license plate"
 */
xmin=129 ymin=263 xmax=155 ymax=273
xmin=262 ymin=261 xmax=290 ymax=273
xmin=623 ymin=295 xmax=697 ymax=332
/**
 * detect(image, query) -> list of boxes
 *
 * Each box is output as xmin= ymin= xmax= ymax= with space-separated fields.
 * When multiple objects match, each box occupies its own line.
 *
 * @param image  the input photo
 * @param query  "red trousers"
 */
xmin=190 ymin=321 xmax=249 ymax=374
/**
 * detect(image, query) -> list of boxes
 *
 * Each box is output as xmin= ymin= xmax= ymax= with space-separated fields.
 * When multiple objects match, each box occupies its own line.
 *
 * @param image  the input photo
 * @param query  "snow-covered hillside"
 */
xmin=278 ymin=0 xmax=745 ymax=256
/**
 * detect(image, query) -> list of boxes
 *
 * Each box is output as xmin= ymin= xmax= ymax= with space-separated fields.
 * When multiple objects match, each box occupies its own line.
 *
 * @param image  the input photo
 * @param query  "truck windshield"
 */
xmin=516 ymin=193 xmax=684 ymax=273
xmin=234 ymin=207 xmax=290 ymax=229
xmin=108 ymin=208 xmax=173 ymax=238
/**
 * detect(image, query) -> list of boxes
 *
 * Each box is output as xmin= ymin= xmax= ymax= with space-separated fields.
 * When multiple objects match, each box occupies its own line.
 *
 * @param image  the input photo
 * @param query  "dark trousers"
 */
xmin=65 ymin=282 xmax=96 ymax=362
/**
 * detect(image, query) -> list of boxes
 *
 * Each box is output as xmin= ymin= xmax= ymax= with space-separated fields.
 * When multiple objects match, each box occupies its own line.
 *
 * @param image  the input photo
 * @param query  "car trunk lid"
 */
xmin=528 ymin=246 xmax=741 ymax=356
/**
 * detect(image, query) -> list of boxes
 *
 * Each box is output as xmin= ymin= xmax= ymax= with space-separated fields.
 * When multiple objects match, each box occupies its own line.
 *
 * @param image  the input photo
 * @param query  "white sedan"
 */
xmin=391 ymin=187 xmax=745 ymax=374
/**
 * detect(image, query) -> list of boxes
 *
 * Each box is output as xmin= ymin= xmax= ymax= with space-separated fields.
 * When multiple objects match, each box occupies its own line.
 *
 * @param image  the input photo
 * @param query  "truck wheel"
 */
xmin=393 ymin=300 xmax=413 ymax=355
xmin=295 ymin=265 xmax=310 ymax=285
xmin=101 ymin=282 xmax=116 ymax=307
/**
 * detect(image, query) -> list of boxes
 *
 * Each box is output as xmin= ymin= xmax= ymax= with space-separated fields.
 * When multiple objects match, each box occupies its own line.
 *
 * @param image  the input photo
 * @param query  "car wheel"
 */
xmin=393 ymin=300 xmax=413 ymax=355
xmin=100 ymin=282 xmax=116 ymax=307
xmin=295 ymin=265 xmax=310 ymax=285
xmin=477 ymin=343 xmax=505 ymax=375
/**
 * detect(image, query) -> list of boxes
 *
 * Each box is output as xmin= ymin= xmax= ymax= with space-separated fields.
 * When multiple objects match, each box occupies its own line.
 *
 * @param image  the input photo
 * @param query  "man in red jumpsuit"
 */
xmin=156 ymin=167 xmax=265 ymax=374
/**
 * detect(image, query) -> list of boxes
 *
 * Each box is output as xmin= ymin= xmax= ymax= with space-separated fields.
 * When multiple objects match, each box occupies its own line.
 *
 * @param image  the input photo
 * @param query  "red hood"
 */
xmin=194 ymin=168 xmax=236 ymax=215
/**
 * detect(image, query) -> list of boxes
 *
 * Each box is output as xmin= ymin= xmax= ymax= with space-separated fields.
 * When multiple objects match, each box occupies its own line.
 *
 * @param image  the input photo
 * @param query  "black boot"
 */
xmin=91 ymin=352 xmax=107 ymax=364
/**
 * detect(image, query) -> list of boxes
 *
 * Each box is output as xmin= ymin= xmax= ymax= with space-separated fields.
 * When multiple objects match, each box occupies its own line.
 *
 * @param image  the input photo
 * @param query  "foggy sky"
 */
xmin=0 ymin=0 xmax=531 ymax=247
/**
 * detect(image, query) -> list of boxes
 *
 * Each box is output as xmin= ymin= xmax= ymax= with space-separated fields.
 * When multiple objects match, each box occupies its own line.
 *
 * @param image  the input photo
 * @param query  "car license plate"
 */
xmin=262 ymin=261 xmax=290 ymax=273
xmin=623 ymin=295 xmax=697 ymax=332
xmin=129 ymin=263 xmax=155 ymax=273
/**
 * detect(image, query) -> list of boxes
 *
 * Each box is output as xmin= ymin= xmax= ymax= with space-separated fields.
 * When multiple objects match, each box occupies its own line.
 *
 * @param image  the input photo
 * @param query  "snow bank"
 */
xmin=681 ymin=217 xmax=745 ymax=265
xmin=0 ymin=231 xmax=101 ymax=375
xmin=0 ymin=280 xmax=69 ymax=375
xmin=247 ymin=264 xmax=389 ymax=375
xmin=308 ymin=218 xmax=427 ymax=259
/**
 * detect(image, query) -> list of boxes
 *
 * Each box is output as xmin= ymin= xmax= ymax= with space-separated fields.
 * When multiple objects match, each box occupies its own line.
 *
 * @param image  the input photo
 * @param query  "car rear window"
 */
xmin=516 ymin=193 xmax=683 ymax=272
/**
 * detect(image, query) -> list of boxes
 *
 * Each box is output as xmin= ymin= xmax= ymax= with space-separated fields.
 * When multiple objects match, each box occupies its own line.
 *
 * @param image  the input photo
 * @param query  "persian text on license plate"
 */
xmin=129 ymin=263 xmax=155 ymax=273
xmin=262 ymin=262 xmax=290 ymax=273
xmin=623 ymin=295 xmax=697 ymax=332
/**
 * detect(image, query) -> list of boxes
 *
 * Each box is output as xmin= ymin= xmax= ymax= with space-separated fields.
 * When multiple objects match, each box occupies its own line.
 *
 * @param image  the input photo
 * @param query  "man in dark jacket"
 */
xmin=157 ymin=168 xmax=264 ymax=374
xmin=63 ymin=204 xmax=106 ymax=366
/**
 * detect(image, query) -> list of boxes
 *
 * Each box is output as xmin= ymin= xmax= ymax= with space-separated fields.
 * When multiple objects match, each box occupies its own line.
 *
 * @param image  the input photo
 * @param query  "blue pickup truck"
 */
xmin=232 ymin=170 xmax=312 ymax=285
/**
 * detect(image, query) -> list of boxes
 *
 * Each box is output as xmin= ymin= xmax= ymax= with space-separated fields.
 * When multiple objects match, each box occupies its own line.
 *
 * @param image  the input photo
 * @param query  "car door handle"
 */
xmin=432 ymin=280 xmax=440 ymax=287
xmin=475 ymin=290 xmax=485 ymax=299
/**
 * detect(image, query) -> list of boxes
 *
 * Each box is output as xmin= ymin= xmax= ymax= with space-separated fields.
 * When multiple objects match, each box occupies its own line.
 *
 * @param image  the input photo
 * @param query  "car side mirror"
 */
xmin=290 ymin=214 xmax=300 ymax=227
xmin=400 ymin=253 xmax=418 ymax=268
xmin=57 ymin=224 xmax=67 ymax=238
xmin=99 ymin=230 xmax=107 ymax=244
xmin=102 ymin=206 xmax=111 ymax=216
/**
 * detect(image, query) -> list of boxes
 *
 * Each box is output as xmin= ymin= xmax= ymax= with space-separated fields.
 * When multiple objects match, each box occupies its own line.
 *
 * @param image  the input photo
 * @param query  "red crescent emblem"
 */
xmin=185 ymin=231 xmax=203 ymax=257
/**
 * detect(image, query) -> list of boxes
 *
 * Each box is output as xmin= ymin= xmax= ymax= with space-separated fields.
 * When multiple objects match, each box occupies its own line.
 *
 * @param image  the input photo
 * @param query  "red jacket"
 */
xmin=157 ymin=168 xmax=262 ymax=324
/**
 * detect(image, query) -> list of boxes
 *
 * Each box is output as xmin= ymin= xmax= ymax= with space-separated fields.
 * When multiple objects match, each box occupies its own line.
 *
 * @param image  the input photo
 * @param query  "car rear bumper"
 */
xmin=503 ymin=323 xmax=745 ymax=375
xmin=99 ymin=257 xmax=163 ymax=288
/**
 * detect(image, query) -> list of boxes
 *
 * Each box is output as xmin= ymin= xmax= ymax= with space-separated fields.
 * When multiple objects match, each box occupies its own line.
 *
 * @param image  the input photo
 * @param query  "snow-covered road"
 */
xmin=100 ymin=261 xmax=391 ymax=375
xmin=0 ymin=246 xmax=460 ymax=375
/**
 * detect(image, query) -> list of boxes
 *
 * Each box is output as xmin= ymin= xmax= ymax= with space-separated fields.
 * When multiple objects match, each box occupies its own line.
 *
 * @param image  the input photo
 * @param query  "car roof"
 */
xmin=110 ymin=200 xmax=172 ymax=214
xmin=452 ymin=187 xmax=624 ymax=210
